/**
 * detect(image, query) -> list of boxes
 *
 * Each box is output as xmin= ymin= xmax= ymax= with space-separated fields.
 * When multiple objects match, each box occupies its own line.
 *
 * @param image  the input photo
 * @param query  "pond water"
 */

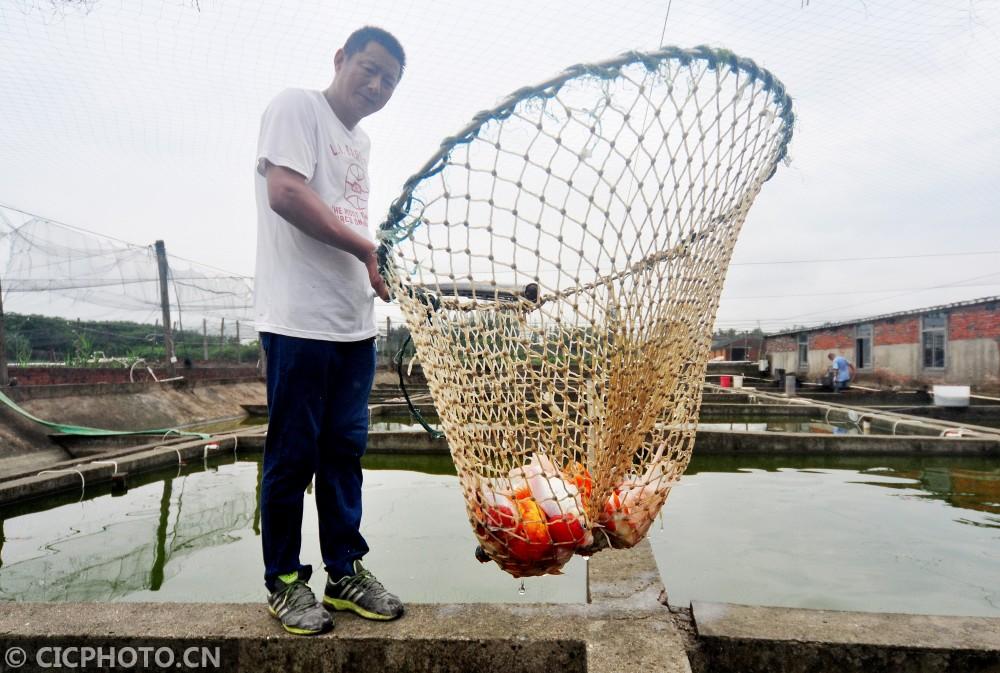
xmin=650 ymin=454 xmax=1000 ymax=617
xmin=0 ymin=454 xmax=583 ymax=605
xmin=1 ymin=452 xmax=997 ymax=616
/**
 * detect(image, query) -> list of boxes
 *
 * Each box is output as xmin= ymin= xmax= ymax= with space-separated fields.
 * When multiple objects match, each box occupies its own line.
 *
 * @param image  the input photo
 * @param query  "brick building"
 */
xmin=763 ymin=296 xmax=1000 ymax=389
xmin=710 ymin=334 xmax=764 ymax=362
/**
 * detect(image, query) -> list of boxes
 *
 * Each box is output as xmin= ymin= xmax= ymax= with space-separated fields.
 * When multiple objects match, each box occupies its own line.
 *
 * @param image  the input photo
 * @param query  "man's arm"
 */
xmin=848 ymin=363 xmax=856 ymax=379
xmin=265 ymin=163 xmax=389 ymax=301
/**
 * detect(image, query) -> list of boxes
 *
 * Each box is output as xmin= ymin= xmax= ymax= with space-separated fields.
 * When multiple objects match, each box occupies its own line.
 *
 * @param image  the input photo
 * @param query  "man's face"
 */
xmin=333 ymin=41 xmax=401 ymax=123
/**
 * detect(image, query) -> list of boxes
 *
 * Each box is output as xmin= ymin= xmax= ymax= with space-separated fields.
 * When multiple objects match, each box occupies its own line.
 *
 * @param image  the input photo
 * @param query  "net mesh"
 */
xmin=378 ymin=46 xmax=794 ymax=577
xmin=0 ymin=210 xmax=254 ymax=338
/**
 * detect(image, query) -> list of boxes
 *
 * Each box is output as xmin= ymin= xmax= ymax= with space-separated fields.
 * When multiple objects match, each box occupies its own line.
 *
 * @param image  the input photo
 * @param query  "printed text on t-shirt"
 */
xmin=330 ymin=143 xmax=363 ymax=161
xmin=334 ymin=205 xmax=367 ymax=228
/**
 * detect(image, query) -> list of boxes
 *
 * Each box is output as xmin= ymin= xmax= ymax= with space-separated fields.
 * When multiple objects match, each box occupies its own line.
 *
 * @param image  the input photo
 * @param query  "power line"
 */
xmin=729 ymin=250 xmax=1000 ymax=266
xmin=761 ymin=271 xmax=1000 ymax=325
xmin=720 ymin=272 xmax=1000 ymax=326
xmin=722 ymin=281 xmax=1000 ymax=300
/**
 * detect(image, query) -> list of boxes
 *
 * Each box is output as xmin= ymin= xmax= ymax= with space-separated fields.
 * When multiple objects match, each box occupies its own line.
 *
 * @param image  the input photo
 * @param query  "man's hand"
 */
xmin=363 ymin=250 xmax=390 ymax=302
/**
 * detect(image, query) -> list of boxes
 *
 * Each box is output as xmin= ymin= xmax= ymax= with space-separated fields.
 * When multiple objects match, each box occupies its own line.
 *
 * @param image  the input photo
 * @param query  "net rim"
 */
xmin=376 ymin=43 xmax=795 ymax=278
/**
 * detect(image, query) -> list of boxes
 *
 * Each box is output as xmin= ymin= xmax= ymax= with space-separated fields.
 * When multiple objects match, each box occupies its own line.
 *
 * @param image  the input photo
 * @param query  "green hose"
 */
xmin=0 ymin=389 xmax=209 ymax=439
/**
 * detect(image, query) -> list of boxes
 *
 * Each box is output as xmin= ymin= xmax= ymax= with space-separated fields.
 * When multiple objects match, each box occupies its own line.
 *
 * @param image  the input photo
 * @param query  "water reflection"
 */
xmin=0 ymin=457 xmax=257 ymax=602
xmin=0 ymin=453 xmax=581 ymax=604
xmin=856 ymin=466 xmax=1000 ymax=520
xmin=362 ymin=453 xmax=456 ymax=476
xmin=650 ymin=455 xmax=1000 ymax=616
xmin=0 ymin=453 xmax=453 ymax=603
xmin=2 ymin=450 xmax=996 ymax=610
xmin=687 ymin=454 xmax=1000 ymax=523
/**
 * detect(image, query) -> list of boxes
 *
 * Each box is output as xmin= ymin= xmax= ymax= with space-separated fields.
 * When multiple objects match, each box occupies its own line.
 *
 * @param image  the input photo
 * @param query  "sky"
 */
xmin=1 ymin=0 xmax=998 ymax=332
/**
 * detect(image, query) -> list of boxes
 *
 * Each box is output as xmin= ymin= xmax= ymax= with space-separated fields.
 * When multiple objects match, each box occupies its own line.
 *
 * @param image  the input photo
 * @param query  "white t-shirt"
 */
xmin=254 ymin=88 xmax=377 ymax=342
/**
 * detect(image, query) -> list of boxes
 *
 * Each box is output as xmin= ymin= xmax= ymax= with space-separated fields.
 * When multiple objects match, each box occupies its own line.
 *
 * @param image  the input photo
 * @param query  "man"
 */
xmin=253 ymin=26 xmax=404 ymax=635
xmin=827 ymin=352 xmax=855 ymax=393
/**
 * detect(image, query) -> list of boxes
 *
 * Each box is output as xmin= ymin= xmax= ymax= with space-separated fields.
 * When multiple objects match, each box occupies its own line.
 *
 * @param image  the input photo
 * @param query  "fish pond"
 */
xmin=0 ymin=452 xmax=997 ymax=616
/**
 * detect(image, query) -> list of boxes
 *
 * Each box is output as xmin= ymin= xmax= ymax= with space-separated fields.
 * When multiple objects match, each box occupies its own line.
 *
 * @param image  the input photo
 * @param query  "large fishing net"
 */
xmin=378 ymin=46 xmax=794 ymax=577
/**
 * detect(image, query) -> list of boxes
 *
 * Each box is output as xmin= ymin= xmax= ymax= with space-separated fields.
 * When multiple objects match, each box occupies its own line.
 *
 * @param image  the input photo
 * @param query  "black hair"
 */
xmin=344 ymin=26 xmax=406 ymax=76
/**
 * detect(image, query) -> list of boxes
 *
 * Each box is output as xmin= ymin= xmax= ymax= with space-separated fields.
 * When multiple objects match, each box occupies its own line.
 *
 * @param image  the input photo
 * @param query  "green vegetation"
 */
xmin=3 ymin=313 xmax=258 ymax=365
xmin=713 ymin=327 xmax=764 ymax=339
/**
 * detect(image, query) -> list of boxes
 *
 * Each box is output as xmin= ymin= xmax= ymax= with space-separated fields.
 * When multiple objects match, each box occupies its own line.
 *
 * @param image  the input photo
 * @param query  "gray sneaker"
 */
xmin=323 ymin=560 xmax=404 ymax=621
xmin=267 ymin=573 xmax=333 ymax=635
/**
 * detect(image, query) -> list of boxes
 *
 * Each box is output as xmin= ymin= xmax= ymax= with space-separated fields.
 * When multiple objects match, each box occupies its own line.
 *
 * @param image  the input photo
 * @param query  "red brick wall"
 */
xmin=774 ymin=307 xmax=1000 ymax=349
xmin=874 ymin=317 xmax=919 ymax=345
xmin=810 ymin=328 xmax=854 ymax=350
xmin=766 ymin=335 xmax=796 ymax=353
xmin=948 ymin=304 xmax=1000 ymax=341
xmin=6 ymin=366 xmax=260 ymax=386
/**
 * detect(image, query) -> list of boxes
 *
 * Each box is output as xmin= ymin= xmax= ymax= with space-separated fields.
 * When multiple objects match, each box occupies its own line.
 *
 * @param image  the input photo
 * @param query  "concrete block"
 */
xmin=693 ymin=601 xmax=1000 ymax=673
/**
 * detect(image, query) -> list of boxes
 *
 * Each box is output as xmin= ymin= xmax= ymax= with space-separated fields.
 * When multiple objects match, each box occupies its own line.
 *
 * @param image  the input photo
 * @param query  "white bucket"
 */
xmin=933 ymin=385 xmax=970 ymax=407
xmin=732 ymin=375 xmax=744 ymax=389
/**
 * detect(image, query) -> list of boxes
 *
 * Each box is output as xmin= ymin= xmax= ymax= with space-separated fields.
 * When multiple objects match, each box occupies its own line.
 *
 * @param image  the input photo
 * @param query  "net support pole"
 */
xmin=236 ymin=320 xmax=241 ymax=364
xmin=0 ymin=276 xmax=8 ymax=386
xmin=220 ymin=317 xmax=225 ymax=359
xmin=154 ymin=240 xmax=176 ymax=377
xmin=202 ymin=318 xmax=208 ymax=361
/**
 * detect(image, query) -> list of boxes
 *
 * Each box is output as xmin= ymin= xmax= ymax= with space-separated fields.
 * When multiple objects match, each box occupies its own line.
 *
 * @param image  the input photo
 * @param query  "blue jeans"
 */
xmin=259 ymin=332 xmax=375 ymax=590
xmin=834 ymin=378 xmax=850 ymax=392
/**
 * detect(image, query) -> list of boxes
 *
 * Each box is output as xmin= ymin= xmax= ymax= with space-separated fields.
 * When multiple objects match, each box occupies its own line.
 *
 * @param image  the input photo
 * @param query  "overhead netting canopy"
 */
xmin=0 ymin=211 xmax=254 ymax=338
xmin=378 ymin=46 xmax=794 ymax=577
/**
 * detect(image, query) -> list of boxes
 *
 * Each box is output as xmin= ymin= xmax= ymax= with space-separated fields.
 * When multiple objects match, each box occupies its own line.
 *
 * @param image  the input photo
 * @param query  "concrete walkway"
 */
xmin=0 ymin=542 xmax=692 ymax=673
xmin=5 ymin=542 xmax=999 ymax=672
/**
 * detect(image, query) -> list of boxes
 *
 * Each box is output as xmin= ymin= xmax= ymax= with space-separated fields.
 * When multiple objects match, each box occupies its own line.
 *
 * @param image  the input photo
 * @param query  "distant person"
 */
xmin=827 ymin=352 xmax=855 ymax=392
xmin=254 ymin=26 xmax=404 ymax=635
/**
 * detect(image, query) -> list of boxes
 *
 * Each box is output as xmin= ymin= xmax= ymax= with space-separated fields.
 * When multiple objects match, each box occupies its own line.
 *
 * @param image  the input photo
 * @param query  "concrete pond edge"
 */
xmin=2 ymin=539 xmax=999 ymax=672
